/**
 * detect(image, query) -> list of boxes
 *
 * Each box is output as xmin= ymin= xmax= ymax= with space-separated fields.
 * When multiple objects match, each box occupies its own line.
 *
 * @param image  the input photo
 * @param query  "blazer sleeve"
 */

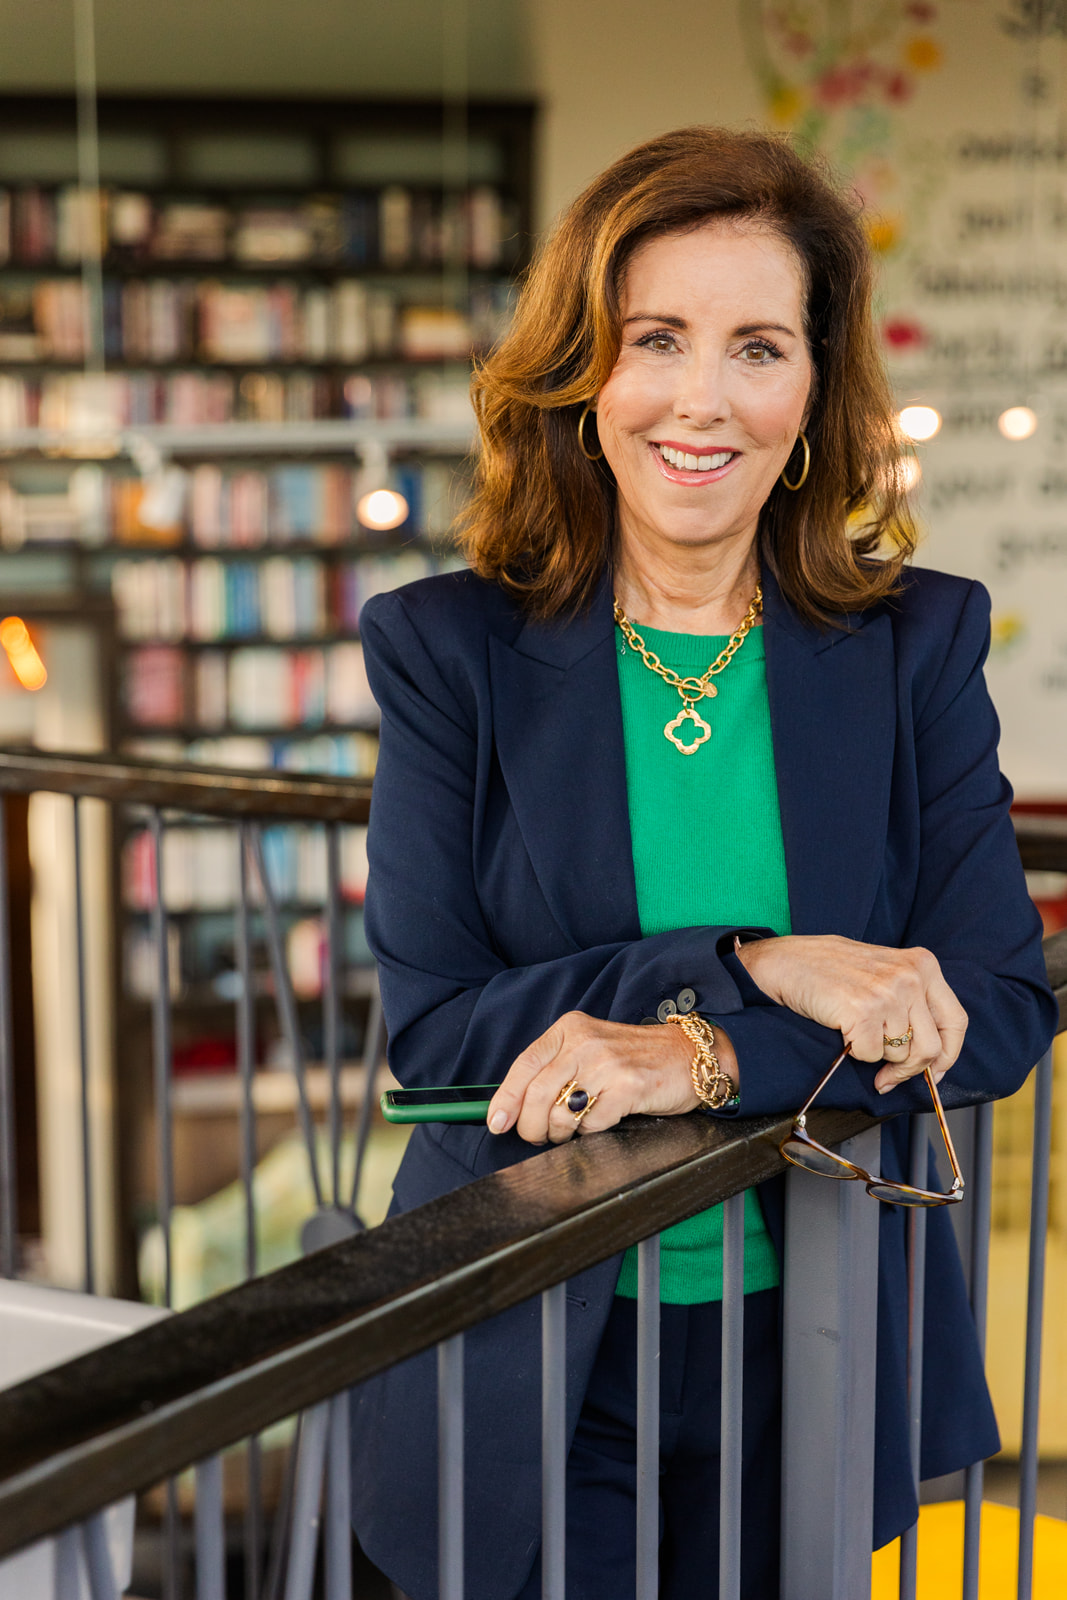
xmin=361 ymin=588 xmax=765 ymax=1092
xmin=716 ymin=579 xmax=1057 ymax=1120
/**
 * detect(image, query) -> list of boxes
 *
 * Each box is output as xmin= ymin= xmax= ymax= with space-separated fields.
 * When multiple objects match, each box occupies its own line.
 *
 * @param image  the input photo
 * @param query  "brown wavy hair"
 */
xmin=458 ymin=125 xmax=915 ymax=623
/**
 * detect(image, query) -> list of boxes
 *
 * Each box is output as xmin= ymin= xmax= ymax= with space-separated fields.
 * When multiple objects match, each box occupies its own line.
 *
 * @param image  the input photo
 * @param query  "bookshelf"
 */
xmin=0 ymin=95 xmax=534 ymax=1277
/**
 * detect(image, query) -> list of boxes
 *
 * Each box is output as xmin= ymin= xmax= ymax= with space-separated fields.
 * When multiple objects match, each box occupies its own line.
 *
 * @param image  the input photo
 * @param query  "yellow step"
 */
xmin=872 ymin=1501 xmax=1067 ymax=1597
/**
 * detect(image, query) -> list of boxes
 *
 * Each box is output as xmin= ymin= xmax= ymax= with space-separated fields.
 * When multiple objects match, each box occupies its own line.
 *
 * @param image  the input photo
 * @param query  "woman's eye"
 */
xmin=740 ymin=340 xmax=782 ymax=363
xmin=637 ymin=332 xmax=678 ymax=353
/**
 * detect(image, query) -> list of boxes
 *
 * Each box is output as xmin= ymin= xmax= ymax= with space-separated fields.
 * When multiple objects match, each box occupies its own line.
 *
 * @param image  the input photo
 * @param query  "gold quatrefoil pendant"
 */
xmin=664 ymin=705 xmax=712 ymax=755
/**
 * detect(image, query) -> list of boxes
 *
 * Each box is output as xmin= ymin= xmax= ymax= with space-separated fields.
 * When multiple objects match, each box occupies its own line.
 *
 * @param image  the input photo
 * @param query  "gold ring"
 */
xmin=572 ymin=1091 xmax=600 ymax=1127
xmin=883 ymin=1028 xmax=914 ymax=1050
xmin=554 ymin=1078 xmax=580 ymax=1108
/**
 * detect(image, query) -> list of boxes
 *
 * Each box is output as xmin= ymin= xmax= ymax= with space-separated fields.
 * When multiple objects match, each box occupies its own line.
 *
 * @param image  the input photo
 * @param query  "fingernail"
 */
xmin=489 ymin=1109 xmax=508 ymax=1134
xmin=877 ymin=1081 xmax=894 ymax=1096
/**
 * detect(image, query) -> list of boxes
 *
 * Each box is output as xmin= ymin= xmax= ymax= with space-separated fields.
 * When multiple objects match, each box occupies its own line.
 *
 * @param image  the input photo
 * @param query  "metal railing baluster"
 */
xmin=249 ymin=824 xmax=323 ymax=1208
xmin=780 ymin=1125 xmax=881 ymax=1600
xmin=263 ymin=1417 xmax=301 ymax=1600
xmin=898 ymin=1117 xmax=930 ymax=1600
xmin=325 ymin=1393 xmax=353 ymax=1600
xmin=55 ymin=1524 xmax=82 ymax=1600
xmin=635 ymin=1233 xmax=660 ymax=1600
xmin=1017 ymin=1046 xmax=1054 ymax=1600
xmin=149 ymin=808 xmax=174 ymax=1308
xmin=195 ymin=1454 xmax=226 ymax=1600
xmin=962 ymin=1099 xmax=994 ymax=1600
xmin=0 ymin=794 xmax=16 ymax=1276
xmin=350 ymin=983 xmax=385 ymax=1219
xmin=325 ymin=824 xmax=343 ymax=1207
xmin=72 ymin=796 xmax=94 ymax=1294
xmin=719 ymin=1191 xmax=745 ymax=1600
xmin=235 ymin=824 xmax=262 ymax=1600
xmin=540 ymin=1281 xmax=567 ymax=1600
xmin=284 ymin=1402 xmax=329 ymax=1600
xmin=149 ymin=807 xmax=182 ymax=1600
xmin=438 ymin=1333 xmax=465 ymax=1600
xmin=83 ymin=1508 xmax=119 ymax=1600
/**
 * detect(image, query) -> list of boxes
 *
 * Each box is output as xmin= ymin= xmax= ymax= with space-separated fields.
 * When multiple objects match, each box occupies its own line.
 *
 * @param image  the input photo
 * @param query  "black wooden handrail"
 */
xmin=0 ymin=748 xmax=372 ymax=823
xmin=0 ymin=1102 xmax=873 ymax=1556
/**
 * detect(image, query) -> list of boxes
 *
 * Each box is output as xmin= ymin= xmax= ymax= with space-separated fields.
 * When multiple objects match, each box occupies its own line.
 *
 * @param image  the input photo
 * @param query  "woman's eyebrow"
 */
xmin=622 ymin=312 xmax=688 ymax=328
xmin=735 ymin=321 xmax=798 ymax=338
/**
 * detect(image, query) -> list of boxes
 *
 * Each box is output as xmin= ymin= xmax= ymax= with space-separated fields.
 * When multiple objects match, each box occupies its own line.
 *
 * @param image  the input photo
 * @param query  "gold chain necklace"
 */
xmin=613 ymin=585 xmax=763 ymax=755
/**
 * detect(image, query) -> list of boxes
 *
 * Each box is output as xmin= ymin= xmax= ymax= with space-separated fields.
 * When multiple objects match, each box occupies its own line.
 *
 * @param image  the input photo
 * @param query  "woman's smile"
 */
xmin=650 ymin=440 xmax=741 ymax=484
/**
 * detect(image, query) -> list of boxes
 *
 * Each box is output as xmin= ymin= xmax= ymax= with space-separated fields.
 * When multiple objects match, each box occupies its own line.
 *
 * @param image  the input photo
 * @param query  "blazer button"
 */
xmin=677 ymin=988 xmax=696 ymax=1013
xmin=656 ymin=998 xmax=678 ymax=1023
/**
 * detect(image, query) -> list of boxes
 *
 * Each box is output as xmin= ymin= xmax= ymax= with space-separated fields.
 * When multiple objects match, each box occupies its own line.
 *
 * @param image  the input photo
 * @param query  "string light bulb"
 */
xmin=0 ymin=617 xmax=47 ymax=690
xmin=356 ymin=488 xmax=409 ymax=531
xmin=898 ymin=405 xmax=942 ymax=442
xmin=998 ymin=405 xmax=1038 ymax=441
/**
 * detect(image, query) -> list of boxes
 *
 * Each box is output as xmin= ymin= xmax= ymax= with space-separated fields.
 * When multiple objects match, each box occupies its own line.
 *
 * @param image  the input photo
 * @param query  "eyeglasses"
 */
xmin=779 ymin=1045 xmax=965 ymax=1206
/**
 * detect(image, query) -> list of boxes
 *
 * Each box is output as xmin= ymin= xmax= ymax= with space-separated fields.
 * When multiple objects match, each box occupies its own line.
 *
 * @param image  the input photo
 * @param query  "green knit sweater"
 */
xmin=614 ymin=619 xmax=787 ymax=1303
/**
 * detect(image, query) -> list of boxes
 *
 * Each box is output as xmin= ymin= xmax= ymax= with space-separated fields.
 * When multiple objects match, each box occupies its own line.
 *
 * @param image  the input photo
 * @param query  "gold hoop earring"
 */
xmin=577 ymin=403 xmax=604 ymax=462
xmin=781 ymin=431 xmax=810 ymax=491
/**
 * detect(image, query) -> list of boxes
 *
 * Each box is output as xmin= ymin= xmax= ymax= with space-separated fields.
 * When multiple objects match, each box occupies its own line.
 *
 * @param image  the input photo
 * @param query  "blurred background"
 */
xmin=0 ymin=1 xmax=1065 ymax=1584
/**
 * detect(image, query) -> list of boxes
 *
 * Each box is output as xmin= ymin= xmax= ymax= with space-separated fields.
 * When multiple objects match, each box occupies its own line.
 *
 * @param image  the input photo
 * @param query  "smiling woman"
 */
xmin=350 ymin=126 xmax=1055 ymax=1600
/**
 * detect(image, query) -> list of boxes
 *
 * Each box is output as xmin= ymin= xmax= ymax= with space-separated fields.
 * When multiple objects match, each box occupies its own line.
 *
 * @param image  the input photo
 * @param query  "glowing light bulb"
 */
xmin=356 ymin=488 xmax=409 ymax=531
xmin=0 ymin=616 xmax=47 ymax=690
xmin=998 ymin=405 xmax=1038 ymax=441
xmin=898 ymin=405 xmax=941 ymax=442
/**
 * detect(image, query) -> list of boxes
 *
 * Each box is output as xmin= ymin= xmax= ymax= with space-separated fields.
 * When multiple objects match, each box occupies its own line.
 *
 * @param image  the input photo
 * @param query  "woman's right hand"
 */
xmin=735 ymin=935 xmax=968 ymax=1093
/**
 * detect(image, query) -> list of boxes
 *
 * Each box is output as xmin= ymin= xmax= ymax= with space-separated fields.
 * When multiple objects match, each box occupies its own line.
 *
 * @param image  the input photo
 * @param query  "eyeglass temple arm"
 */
xmin=794 ymin=1044 xmax=853 ymax=1125
xmin=923 ymin=1067 xmax=965 ymax=1189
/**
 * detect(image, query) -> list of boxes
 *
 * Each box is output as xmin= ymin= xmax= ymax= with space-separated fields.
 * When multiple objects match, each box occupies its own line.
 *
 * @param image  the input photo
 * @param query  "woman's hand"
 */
xmin=486 ymin=1012 xmax=738 ymax=1144
xmin=736 ymin=935 xmax=968 ymax=1092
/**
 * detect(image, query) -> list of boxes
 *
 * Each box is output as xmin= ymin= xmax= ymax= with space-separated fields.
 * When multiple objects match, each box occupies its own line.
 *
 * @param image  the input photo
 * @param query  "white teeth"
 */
xmin=658 ymin=445 xmax=733 ymax=471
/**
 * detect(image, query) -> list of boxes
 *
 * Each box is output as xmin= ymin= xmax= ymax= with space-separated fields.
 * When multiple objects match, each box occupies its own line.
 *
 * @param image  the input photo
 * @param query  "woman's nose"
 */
xmin=673 ymin=358 xmax=730 ymax=429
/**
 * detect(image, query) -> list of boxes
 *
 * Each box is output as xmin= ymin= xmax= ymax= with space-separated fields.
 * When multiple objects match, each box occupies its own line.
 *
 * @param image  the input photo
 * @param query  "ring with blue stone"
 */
xmin=565 ymin=1087 xmax=590 ymax=1115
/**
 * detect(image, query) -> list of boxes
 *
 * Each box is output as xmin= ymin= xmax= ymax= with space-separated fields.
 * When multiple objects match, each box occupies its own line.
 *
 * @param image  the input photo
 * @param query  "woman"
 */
xmin=351 ymin=128 xmax=1055 ymax=1599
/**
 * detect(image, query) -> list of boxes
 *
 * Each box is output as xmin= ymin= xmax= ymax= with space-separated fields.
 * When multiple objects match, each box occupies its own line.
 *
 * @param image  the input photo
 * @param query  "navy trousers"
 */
xmin=514 ymin=1287 xmax=783 ymax=1600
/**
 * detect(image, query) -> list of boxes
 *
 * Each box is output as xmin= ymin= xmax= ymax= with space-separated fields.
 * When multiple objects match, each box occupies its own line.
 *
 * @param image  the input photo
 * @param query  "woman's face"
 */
xmin=595 ymin=218 xmax=813 ymax=574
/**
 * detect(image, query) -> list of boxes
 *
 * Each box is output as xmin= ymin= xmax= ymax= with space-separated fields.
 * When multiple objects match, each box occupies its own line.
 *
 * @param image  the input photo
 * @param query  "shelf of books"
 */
xmin=0 ymin=97 xmax=534 ymax=1272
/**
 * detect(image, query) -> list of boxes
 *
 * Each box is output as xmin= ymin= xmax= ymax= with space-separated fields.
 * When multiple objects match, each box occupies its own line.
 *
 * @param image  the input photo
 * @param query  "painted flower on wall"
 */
xmin=741 ymin=2 xmax=947 ymax=258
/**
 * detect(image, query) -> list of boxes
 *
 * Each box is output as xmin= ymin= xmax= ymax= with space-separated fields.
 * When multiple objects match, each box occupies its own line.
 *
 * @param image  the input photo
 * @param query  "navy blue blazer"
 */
xmin=350 ymin=563 xmax=1056 ymax=1600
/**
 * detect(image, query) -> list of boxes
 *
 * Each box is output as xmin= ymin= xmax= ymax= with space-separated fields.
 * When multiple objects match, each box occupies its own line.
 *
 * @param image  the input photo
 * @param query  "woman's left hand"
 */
xmin=486 ymin=1011 xmax=730 ymax=1144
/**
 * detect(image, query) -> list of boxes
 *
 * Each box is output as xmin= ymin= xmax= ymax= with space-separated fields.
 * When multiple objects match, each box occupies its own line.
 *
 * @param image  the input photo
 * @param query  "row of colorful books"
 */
xmin=122 ymin=821 xmax=369 ymax=913
xmin=0 ymin=277 xmax=510 ymax=365
xmin=123 ymin=906 xmax=371 ymax=1003
xmin=122 ymin=640 xmax=383 ymax=730
xmin=111 ymin=549 xmax=452 ymax=640
xmin=0 ymin=462 xmax=466 ymax=548
xmin=0 ymin=185 xmax=515 ymax=271
xmin=0 ymin=365 xmax=474 ymax=432
xmin=125 ymin=731 xmax=380 ymax=778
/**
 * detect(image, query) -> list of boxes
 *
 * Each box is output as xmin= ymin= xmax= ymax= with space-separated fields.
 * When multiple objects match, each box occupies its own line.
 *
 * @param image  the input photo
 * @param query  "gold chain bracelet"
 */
xmin=663 ymin=1011 xmax=737 ymax=1111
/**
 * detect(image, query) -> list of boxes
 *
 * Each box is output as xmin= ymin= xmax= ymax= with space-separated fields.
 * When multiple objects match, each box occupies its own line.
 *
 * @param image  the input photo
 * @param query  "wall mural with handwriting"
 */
xmin=745 ymin=1 xmax=1067 ymax=794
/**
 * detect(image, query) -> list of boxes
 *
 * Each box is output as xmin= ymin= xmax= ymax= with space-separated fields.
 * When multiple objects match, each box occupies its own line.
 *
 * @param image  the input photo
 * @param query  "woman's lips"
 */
xmin=648 ymin=440 xmax=740 ymax=485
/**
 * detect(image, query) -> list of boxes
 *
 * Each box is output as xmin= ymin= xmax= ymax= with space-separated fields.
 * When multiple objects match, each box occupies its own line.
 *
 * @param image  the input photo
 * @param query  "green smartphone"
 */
xmin=379 ymin=1085 xmax=498 ymax=1124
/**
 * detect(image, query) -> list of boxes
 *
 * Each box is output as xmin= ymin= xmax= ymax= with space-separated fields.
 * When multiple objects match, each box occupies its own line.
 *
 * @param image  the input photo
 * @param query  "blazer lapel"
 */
xmin=488 ymin=580 xmax=641 ymax=953
xmin=762 ymin=569 xmax=897 ymax=939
